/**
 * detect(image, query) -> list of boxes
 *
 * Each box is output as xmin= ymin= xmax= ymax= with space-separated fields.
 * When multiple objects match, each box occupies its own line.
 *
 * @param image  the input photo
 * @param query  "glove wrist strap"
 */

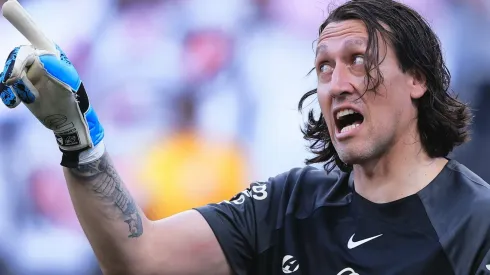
xmin=60 ymin=141 xmax=105 ymax=168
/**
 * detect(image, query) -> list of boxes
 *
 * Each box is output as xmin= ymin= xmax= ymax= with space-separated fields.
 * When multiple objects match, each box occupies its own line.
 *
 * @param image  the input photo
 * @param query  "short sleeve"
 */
xmin=194 ymin=171 xmax=292 ymax=275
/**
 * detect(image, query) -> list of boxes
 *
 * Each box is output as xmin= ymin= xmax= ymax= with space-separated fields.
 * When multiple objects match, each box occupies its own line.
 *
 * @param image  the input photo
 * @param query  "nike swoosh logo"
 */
xmin=347 ymin=233 xmax=383 ymax=249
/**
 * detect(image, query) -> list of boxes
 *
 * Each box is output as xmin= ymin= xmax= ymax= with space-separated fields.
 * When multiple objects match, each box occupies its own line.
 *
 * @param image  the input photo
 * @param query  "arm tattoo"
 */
xmin=68 ymin=153 xmax=143 ymax=238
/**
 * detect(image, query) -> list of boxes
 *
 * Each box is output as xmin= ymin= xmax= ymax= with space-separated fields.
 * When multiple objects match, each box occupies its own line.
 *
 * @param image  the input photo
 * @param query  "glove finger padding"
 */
xmin=0 ymin=79 xmax=21 ymax=108
xmin=0 ymin=47 xmax=22 ymax=108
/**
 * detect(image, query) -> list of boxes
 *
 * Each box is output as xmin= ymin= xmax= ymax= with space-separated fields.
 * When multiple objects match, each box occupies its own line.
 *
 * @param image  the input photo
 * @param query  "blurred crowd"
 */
xmin=0 ymin=0 xmax=489 ymax=274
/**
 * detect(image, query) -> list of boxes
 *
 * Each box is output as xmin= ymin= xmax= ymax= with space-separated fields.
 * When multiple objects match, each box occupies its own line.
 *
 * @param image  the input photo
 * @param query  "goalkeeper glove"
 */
xmin=0 ymin=44 xmax=105 ymax=168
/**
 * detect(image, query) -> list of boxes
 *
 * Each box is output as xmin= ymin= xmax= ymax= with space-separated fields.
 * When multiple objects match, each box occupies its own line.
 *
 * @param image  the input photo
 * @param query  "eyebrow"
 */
xmin=315 ymin=44 xmax=328 ymax=58
xmin=315 ymin=38 xmax=367 ymax=58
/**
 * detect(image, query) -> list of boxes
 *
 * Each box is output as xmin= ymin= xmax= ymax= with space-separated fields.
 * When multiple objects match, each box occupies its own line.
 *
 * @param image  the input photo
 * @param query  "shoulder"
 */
xmin=421 ymin=159 xmax=490 ymax=240
xmin=446 ymin=159 xmax=490 ymax=187
xmin=205 ymin=165 xmax=351 ymax=223
xmin=421 ymin=160 xmax=490 ymax=273
xmin=193 ymin=165 xmax=351 ymax=274
xmin=263 ymin=166 xmax=352 ymax=219
xmin=269 ymin=165 xmax=345 ymax=189
xmin=421 ymin=159 xmax=490 ymax=219
xmin=444 ymin=159 xmax=490 ymax=203
xmin=225 ymin=166 xmax=347 ymax=201
xmin=444 ymin=160 xmax=490 ymax=228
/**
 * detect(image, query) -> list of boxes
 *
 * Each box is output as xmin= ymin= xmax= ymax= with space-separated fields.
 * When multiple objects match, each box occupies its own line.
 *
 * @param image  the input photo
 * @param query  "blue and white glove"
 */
xmin=0 ymin=44 xmax=105 ymax=168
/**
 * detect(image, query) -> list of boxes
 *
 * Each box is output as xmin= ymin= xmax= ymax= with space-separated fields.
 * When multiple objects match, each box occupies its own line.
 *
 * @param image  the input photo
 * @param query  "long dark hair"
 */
xmin=298 ymin=0 xmax=472 ymax=172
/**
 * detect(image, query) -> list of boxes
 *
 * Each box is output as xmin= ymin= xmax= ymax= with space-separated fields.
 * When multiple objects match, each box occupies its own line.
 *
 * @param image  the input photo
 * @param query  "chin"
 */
xmin=336 ymin=152 xmax=358 ymax=165
xmin=338 ymin=157 xmax=356 ymax=167
xmin=336 ymin=147 xmax=371 ymax=166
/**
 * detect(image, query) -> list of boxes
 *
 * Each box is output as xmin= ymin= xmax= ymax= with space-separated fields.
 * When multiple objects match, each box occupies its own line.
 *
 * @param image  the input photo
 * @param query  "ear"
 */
xmin=408 ymin=69 xmax=427 ymax=99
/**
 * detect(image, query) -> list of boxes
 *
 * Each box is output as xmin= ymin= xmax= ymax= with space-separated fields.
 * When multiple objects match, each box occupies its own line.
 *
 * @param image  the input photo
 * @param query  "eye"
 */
xmin=319 ymin=63 xmax=333 ymax=74
xmin=353 ymin=55 xmax=365 ymax=66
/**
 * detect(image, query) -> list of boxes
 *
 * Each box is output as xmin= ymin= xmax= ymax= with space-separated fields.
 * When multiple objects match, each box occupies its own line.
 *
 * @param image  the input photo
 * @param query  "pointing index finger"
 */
xmin=1 ymin=0 xmax=57 ymax=54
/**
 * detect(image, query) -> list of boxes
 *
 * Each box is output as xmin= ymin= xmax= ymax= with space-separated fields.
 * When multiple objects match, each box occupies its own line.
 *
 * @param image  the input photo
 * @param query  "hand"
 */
xmin=0 ymin=44 xmax=105 ymax=168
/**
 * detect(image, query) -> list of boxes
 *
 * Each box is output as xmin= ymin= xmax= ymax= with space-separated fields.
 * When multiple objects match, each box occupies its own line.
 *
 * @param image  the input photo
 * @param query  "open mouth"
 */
xmin=335 ymin=108 xmax=364 ymax=134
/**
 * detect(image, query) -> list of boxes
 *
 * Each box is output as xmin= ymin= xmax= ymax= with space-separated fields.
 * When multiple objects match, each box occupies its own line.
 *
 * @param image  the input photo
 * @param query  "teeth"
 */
xmin=340 ymin=123 xmax=360 ymax=133
xmin=336 ymin=109 xmax=356 ymax=119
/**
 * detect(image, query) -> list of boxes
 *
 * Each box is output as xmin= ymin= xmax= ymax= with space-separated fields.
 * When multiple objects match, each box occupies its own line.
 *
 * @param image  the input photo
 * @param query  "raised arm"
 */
xmin=63 ymin=152 xmax=231 ymax=274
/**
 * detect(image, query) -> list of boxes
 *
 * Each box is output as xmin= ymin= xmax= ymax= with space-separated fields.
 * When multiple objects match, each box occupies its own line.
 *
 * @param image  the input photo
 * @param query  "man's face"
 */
xmin=315 ymin=20 xmax=426 ymax=166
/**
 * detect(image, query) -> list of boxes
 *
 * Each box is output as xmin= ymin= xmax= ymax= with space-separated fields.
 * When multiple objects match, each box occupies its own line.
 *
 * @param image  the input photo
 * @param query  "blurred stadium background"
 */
xmin=0 ymin=0 xmax=489 ymax=274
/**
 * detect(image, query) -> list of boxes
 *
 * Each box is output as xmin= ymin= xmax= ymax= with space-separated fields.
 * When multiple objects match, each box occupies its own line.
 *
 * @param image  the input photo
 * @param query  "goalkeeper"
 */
xmin=2 ymin=0 xmax=490 ymax=275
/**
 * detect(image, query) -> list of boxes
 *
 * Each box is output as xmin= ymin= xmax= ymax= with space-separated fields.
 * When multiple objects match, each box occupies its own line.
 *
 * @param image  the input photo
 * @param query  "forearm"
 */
xmin=63 ymin=151 xmax=152 ymax=273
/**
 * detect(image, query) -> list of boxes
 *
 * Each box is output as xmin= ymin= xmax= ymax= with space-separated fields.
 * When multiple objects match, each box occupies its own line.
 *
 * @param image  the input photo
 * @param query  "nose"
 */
xmin=329 ymin=64 xmax=355 ymax=98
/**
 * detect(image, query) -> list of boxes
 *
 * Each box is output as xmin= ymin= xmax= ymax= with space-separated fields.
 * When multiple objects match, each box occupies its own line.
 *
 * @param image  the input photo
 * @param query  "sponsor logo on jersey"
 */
xmin=221 ymin=182 xmax=268 ymax=205
xmin=282 ymin=255 xmax=299 ymax=273
xmin=347 ymin=233 xmax=383 ymax=249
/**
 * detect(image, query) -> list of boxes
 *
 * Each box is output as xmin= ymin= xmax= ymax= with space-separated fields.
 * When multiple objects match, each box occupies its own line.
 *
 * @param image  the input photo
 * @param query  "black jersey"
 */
xmin=195 ymin=159 xmax=490 ymax=275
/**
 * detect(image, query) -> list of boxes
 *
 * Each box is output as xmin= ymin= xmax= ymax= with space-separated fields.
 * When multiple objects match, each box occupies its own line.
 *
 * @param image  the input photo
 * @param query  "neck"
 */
xmin=352 ymin=132 xmax=448 ymax=203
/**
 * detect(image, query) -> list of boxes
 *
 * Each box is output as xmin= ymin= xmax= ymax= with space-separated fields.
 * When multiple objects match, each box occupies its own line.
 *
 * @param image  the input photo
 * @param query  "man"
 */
xmin=1 ymin=0 xmax=489 ymax=275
